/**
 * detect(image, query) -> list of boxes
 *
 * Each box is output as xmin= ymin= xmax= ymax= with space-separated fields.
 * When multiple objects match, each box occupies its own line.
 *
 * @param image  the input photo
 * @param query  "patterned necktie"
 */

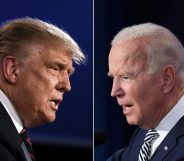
xmin=138 ymin=129 xmax=159 ymax=161
xmin=20 ymin=128 xmax=35 ymax=161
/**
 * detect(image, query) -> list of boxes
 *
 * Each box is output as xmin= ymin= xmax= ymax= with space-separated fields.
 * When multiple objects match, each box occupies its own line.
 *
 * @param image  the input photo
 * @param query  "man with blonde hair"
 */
xmin=107 ymin=23 xmax=184 ymax=161
xmin=0 ymin=17 xmax=85 ymax=161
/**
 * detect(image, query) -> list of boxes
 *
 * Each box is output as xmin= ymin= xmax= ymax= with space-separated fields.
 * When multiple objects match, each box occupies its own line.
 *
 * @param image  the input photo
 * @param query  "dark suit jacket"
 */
xmin=107 ymin=116 xmax=184 ymax=161
xmin=0 ymin=102 xmax=32 ymax=161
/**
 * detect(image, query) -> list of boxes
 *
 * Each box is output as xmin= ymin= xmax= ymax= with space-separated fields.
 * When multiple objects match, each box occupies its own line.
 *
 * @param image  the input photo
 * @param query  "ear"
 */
xmin=161 ymin=65 xmax=175 ymax=94
xmin=2 ymin=56 xmax=19 ymax=84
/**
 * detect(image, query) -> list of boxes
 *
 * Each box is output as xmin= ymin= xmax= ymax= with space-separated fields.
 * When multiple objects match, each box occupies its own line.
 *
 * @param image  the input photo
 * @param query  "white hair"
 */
xmin=111 ymin=23 xmax=184 ymax=76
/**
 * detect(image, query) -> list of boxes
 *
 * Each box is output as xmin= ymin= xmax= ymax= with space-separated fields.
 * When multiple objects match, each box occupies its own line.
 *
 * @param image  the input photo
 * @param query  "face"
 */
xmin=108 ymin=40 xmax=166 ymax=129
xmin=13 ymin=43 xmax=73 ymax=128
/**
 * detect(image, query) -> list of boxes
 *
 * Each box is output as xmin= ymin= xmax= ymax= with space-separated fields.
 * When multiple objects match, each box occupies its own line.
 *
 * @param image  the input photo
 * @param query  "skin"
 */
xmin=108 ymin=39 xmax=183 ymax=129
xmin=1 ymin=41 xmax=73 ymax=128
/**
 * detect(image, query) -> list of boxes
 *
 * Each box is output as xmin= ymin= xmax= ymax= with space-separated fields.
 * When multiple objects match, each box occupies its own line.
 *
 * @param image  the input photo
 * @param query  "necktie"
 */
xmin=138 ymin=129 xmax=159 ymax=161
xmin=20 ymin=128 xmax=35 ymax=161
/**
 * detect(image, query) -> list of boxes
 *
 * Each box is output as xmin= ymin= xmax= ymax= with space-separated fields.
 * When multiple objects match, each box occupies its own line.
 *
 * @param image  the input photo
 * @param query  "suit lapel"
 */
xmin=151 ymin=116 xmax=184 ymax=161
xmin=151 ymin=135 xmax=176 ymax=161
xmin=127 ymin=128 xmax=147 ymax=161
xmin=0 ymin=102 xmax=32 ymax=161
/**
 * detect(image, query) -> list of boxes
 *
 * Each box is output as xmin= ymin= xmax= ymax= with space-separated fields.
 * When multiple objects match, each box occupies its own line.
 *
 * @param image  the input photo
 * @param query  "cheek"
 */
xmin=19 ymin=76 xmax=54 ymax=104
xmin=28 ymin=72 xmax=57 ymax=91
xmin=124 ymin=83 xmax=146 ymax=102
xmin=135 ymin=76 xmax=162 ymax=98
xmin=134 ymin=82 xmax=163 ymax=113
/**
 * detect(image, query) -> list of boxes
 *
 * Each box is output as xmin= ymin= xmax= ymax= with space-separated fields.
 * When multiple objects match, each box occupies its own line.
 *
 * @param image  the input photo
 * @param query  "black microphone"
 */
xmin=94 ymin=132 xmax=106 ymax=146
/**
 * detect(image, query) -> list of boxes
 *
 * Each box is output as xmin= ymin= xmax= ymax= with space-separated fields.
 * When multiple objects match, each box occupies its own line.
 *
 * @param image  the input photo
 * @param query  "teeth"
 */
xmin=50 ymin=101 xmax=56 ymax=106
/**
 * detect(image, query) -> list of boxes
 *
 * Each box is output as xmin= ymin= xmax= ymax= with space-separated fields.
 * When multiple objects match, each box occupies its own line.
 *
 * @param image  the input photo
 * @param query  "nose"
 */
xmin=57 ymin=71 xmax=71 ymax=92
xmin=64 ymin=74 xmax=71 ymax=92
xmin=111 ymin=77 xmax=124 ymax=97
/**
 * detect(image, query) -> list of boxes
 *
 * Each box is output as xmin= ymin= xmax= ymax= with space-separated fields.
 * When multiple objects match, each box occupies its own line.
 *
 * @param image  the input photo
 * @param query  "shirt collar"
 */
xmin=156 ymin=95 xmax=184 ymax=135
xmin=0 ymin=90 xmax=23 ymax=133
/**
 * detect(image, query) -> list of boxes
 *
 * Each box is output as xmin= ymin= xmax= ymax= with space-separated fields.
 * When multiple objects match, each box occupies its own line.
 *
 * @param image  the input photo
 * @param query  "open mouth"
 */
xmin=49 ymin=99 xmax=61 ymax=110
xmin=123 ymin=104 xmax=133 ymax=108
xmin=122 ymin=104 xmax=133 ymax=115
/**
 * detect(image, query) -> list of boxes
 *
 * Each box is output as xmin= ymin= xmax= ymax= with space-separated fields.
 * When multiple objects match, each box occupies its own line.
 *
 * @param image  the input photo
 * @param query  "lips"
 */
xmin=49 ymin=98 xmax=62 ymax=111
xmin=121 ymin=104 xmax=133 ymax=115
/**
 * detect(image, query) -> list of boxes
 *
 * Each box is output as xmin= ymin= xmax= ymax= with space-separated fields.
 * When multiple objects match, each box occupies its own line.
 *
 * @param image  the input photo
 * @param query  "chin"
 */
xmin=47 ymin=115 xmax=56 ymax=122
xmin=126 ymin=118 xmax=138 ymax=126
xmin=40 ymin=115 xmax=56 ymax=125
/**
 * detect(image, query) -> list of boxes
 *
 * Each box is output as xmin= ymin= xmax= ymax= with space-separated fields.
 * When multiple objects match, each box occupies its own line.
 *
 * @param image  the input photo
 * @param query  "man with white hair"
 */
xmin=107 ymin=23 xmax=184 ymax=161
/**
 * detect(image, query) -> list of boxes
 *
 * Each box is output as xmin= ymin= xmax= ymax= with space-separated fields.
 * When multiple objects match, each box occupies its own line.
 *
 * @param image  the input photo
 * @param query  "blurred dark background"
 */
xmin=0 ymin=0 xmax=93 ymax=161
xmin=94 ymin=0 xmax=184 ymax=161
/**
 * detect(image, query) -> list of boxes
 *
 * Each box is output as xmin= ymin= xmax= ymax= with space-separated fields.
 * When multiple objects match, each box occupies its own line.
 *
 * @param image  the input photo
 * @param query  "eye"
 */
xmin=122 ymin=76 xmax=130 ymax=80
xmin=52 ymin=66 xmax=60 ymax=71
xmin=68 ymin=71 xmax=72 ymax=77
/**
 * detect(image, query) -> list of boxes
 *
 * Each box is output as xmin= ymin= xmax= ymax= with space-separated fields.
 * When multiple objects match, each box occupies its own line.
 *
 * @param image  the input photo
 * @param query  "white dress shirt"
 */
xmin=0 ymin=90 xmax=23 ymax=133
xmin=151 ymin=95 xmax=184 ymax=156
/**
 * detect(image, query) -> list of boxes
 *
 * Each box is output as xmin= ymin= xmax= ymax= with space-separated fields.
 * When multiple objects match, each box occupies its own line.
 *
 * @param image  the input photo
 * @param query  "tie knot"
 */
xmin=20 ymin=128 xmax=29 ymax=140
xmin=20 ymin=128 xmax=27 ymax=134
xmin=138 ymin=129 xmax=159 ymax=161
xmin=144 ymin=129 xmax=159 ymax=143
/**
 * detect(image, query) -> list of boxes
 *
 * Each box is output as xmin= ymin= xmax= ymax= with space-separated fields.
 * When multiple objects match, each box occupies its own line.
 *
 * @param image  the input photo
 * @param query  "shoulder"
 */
xmin=0 ymin=144 xmax=16 ymax=161
xmin=106 ymin=127 xmax=146 ymax=161
xmin=0 ymin=103 xmax=26 ymax=161
xmin=106 ymin=148 xmax=127 ymax=161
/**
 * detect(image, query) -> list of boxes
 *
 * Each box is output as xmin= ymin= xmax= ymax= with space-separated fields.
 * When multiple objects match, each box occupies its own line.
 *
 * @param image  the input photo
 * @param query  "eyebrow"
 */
xmin=107 ymin=72 xmax=113 ymax=77
xmin=69 ymin=67 xmax=75 ymax=76
xmin=107 ymin=71 xmax=135 ymax=77
xmin=55 ymin=60 xmax=75 ymax=76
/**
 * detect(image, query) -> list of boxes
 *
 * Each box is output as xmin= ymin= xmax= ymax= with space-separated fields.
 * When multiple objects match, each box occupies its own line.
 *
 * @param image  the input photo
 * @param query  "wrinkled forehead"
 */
xmin=39 ymin=38 xmax=73 ymax=56
xmin=108 ymin=40 xmax=148 ymax=74
xmin=21 ymin=41 xmax=74 ymax=71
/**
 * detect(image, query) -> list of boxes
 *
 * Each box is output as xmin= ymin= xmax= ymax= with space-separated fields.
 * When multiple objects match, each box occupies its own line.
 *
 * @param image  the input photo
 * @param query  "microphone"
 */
xmin=94 ymin=132 xmax=106 ymax=147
